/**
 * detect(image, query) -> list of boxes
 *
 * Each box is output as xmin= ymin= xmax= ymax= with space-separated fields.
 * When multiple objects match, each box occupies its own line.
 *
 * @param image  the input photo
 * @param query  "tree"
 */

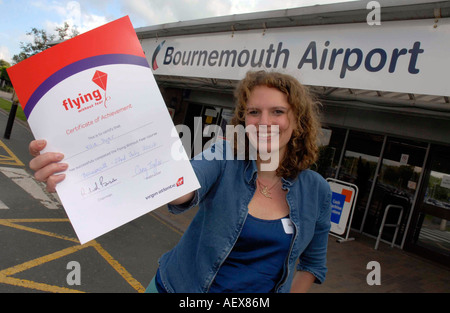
xmin=12 ymin=22 xmax=79 ymax=64
xmin=0 ymin=60 xmax=11 ymax=67
xmin=1 ymin=66 xmax=10 ymax=81
xmin=0 ymin=59 xmax=11 ymax=87
xmin=55 ymin=22 xmax=80 ymax=41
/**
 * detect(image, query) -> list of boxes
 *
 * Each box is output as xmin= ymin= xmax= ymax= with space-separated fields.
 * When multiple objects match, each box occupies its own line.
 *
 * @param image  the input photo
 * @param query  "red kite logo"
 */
xmin=61 ymin=70 xmax=110 ymax=112
xmin=152 ymin=40 xmax=166 ymax=70
xmin=176 ymin=177 xmax=184 ymax=187
xmin=92 ymin=70 xmax=108 ymax=108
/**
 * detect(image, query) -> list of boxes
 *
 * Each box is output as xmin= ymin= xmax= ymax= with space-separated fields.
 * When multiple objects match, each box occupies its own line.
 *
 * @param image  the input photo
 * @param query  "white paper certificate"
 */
xmin=8 ymin=17 xmax=200 ymax=244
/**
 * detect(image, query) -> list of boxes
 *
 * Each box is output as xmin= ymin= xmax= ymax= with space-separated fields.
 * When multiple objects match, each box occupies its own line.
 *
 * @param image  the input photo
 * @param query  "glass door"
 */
xmin=183 ymin=103 xmax=227 ymax=157
xmin=183 ymin=102 xmax=203 ymax=158
xmin=314 ymin=127 xmax=348 ymax=179
xmin=336 ymin=130 xmax=384 ymax=230
xmin=362 ymin=138 xmax=427 ymax=243
xmin=407 ymin=145 xmax=450 ymax=266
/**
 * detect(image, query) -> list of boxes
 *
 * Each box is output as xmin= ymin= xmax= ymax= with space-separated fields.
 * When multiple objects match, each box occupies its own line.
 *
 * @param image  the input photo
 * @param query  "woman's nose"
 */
xmin=258 ymin=111 xmax=271 ymax=126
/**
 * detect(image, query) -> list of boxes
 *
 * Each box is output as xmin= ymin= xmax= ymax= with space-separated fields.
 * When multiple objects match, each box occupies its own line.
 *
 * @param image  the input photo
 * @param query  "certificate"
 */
xmin=8 ymin=16 xmax=200 ymax=244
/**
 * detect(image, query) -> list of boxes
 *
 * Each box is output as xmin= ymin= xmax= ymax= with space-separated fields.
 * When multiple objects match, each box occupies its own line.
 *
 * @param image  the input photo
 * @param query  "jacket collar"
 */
xmin=244 ymin=160 xmax=258 ymax=186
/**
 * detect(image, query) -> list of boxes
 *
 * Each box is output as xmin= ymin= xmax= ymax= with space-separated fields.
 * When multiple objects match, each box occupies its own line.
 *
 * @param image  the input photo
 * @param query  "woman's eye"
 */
xmin=247 ymin=110 xmax=259 ymax=115
xmin=273 ymin=109 xmax=285 ymax=115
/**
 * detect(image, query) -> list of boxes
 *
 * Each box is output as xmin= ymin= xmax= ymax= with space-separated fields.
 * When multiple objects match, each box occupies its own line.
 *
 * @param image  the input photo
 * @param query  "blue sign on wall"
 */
xmin=330 ymin=192 xmax=346 ymax=224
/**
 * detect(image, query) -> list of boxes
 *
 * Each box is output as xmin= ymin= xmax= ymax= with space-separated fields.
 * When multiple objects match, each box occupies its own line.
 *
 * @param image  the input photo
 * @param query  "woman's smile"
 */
xmin=245 ymin=85 xmax=296 ymax=158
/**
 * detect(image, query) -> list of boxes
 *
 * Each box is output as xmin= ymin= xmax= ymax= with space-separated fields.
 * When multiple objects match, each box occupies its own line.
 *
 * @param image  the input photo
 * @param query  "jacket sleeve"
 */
xmin=167 ymin=140 xmax=229 ymax=214
xmin=296 ymin=183 xmax=332 ymax=284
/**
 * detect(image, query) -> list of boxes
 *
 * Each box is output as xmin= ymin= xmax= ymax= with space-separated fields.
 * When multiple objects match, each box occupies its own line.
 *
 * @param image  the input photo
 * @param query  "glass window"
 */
xmin=314 ymin=127 xmax=347 ymax=179
xmin=364 ymin=138 xmax=427 ymax=242
xmin=337 ymin=131 xmax=384 ymax=230
xmin=414 ymin=146 xmax=450 ymax=257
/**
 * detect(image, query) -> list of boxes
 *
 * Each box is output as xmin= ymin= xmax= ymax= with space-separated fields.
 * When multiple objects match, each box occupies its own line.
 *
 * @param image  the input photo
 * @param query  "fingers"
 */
xmin=29 ymin=152 xmax=65 ymax=173
xmin=29 ymin=139 xmax=47 ymax=157
xmin=31 ymin=157 xmax=68 ymax=192
xmin=45 ymin=174 xmax=66 ymax=193
xmin=32 ymin=159 xmax=68 ymax=182
xmin=29 ymin=139 xmax=67 ymax=192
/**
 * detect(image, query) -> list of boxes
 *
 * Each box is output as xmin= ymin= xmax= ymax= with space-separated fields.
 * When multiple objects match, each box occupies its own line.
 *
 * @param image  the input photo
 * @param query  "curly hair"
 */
xmin=231 ymin=70 xmax=321 ymax=179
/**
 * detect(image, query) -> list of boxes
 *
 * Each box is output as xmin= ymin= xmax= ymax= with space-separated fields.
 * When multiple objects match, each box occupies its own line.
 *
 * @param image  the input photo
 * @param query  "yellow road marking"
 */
xmin=0 ymin=140 xmax=145 ymax=292
xmin=0 ymin=276 xmax=83 ymax=293
xmin=0 ymin=243 xmax=89 ymax=293
xmin=0 ymin=139 xmax=24 ymax=166
xmin=0 ymin=219 xmax=79 ymax=243
xmin=2 ymin=218 xmax=70 ymax=222
xmin=0 ymin=243 xmax=88 ymax=277
xmin=0 ymin=219 xmax=145 ymax=293
xmin=91 ymin=241 xmax=146 ymax=293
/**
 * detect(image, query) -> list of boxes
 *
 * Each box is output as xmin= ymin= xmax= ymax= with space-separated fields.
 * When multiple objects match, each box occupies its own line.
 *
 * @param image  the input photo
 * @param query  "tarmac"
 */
xmin=0 ymin=89 xmax=449 ymax=293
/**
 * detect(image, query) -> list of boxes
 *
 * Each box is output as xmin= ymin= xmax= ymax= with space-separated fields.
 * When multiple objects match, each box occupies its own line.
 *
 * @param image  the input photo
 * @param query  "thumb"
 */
xmin=29 ymin=140 xmax=47 ymax=157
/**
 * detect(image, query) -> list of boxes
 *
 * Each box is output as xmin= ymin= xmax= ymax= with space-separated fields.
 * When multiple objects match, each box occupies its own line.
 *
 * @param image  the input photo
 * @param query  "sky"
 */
xmin=0 ymin=0 xmax=358 ymax=64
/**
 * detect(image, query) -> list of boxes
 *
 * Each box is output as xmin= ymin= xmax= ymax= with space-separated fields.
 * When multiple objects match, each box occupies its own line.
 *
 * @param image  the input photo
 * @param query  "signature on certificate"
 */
xmin=81 ymin=175 xmax=119 ymax=197
xmin=134 ymin=158 xmax=164 ymax=180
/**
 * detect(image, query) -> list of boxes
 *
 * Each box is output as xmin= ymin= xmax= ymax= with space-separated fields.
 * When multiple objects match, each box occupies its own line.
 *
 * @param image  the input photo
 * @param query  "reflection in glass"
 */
xmin=424 ymin=171 xmax=450 ymax=210
xmin=366 ymin=138 xmax=426 ymax=243
xmin=314 ymin=127 xmax=347 ymax=179
xmin=337 ymin=131 xmax=384 ymax=230
xmin=417 ymin=214 xmax=450 ymax=257
xmin=415 ymin=149 xmax=450 ymax=257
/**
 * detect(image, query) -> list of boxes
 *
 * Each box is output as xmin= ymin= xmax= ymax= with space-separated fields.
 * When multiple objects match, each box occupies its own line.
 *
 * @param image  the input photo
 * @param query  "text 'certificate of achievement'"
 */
xmin=8 ymin=16 xmax=200 ymax=244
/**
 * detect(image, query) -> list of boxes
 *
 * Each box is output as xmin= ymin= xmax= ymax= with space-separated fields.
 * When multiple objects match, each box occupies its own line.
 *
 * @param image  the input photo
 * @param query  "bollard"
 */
xmin=3 ymin=91 xmax=19 ymax=139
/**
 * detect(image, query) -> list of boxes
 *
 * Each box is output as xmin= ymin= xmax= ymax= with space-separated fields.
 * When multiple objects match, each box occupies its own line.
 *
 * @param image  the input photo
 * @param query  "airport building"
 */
xmin=135 ymin=0 xmax=450 ymax=266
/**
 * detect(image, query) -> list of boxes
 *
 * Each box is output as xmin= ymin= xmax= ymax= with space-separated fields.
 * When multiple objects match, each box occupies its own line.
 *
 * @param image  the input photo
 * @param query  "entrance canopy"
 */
xmin=136 ymin=0 xmax=450 ymax=110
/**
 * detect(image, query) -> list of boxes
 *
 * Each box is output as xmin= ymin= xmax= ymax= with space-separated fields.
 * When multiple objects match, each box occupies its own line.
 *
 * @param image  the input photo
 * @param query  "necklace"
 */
xmin=256 ymin=178 xmax=280 ymax=199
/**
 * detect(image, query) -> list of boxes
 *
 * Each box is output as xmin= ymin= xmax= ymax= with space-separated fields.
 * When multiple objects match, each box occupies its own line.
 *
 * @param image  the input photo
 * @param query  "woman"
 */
xmin=29 ymin=70 xmax=332 ymax=293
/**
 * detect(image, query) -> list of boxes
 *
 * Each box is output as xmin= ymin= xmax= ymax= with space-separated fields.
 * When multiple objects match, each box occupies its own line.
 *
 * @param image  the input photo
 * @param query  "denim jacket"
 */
xmin=158 ymin=140 xmax=332 ymax=293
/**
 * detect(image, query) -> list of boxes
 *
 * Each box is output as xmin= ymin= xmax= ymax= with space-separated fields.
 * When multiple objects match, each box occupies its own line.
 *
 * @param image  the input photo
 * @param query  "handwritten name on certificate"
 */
xmin=8 ymin=16 xmax=200 ymax=244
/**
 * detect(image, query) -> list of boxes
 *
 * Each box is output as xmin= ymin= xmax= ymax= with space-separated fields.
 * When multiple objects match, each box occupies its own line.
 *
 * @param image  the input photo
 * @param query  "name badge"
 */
xmin=281 ymin=218 xmax=294 ymax=235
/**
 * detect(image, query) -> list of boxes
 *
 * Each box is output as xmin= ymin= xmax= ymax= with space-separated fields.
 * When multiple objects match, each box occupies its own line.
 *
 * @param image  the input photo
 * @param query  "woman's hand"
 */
xmin=29 ymin=140 xmax=68 ymax=193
